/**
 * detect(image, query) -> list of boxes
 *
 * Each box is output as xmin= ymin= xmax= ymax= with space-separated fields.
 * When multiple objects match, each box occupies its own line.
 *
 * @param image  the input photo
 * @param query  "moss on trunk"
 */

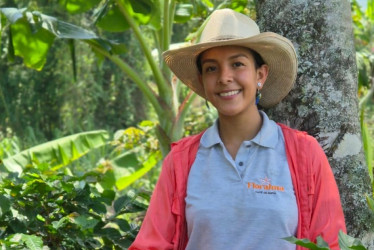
xmin=257 ymin=0 xmax=374 ymax=238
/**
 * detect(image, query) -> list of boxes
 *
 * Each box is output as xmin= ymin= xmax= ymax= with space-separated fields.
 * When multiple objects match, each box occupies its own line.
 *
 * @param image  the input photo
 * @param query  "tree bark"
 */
xmin=257 ymin=0 xmax=374 ymax=239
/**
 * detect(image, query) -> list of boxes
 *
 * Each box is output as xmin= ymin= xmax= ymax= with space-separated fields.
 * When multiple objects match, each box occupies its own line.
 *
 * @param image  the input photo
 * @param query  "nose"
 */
xmin=217 ymin=66 xmax=233 ymax=84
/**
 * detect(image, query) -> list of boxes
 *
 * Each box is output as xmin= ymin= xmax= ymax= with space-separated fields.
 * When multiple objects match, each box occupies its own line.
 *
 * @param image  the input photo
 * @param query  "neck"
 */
xmin=218 ymin=108 xmax=263 ymax=159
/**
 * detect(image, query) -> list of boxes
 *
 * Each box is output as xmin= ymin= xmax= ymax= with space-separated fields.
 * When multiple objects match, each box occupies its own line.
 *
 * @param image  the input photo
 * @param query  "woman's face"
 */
xmin=199 ymin=46 xmax=268 ymax=118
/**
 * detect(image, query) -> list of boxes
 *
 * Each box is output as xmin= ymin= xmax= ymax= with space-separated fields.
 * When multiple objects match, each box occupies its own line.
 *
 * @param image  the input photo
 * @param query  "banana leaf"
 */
xmin=2 ymin=130 xmax=109 ymax=174
xmin=114 ymin=151 xmax=161 ymax=191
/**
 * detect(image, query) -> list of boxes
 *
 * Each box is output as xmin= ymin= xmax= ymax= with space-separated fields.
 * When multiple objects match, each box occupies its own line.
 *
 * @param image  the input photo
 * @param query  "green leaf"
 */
xmin=101 ymin=190 xmax=116 ymax=205
xmin=115 ymin=218 xmax=131 ymax=232
xmin=174 ymin=4 xmax=193 ymax=23
xmin=366 ymin=0 xmax=374 ymax=22
xmin=129 ymin=0 xmax=152 ymax=14
xmin=9 ymin=219 xmax=27 ymax=234
xmin=52 ymin=217 xmax=69 ymax=230
xmin=338 ymin=230 xmax=367 ymax=250
xmin=115 ymin=151 xmax=161 ymax=190
xmin=366 ymin=195 xmax=374 ymax=213
xmin=90 ymin=201 xmax=107 ymax=214
xmin=216 ymin=0 xmax=248 ymax=12
xmin=0 ymin=8 xmax=25 ymax=23
xmin=11 ymin=234 xmax=43 ymax=250
xmin=95 ymin=2 xmax=130 ymax=32
xmin=111 ymin=152 xmax=139 ymax=169
xmin=22 ymin=234 xmax=43 ymax=250
xmin=0 ymin=195 xmax=11 ymax=217
xmin=73 ymin=215 xmax=99 ymax=230
xmin=113 ymin=195 xmax=131 ymax=214
xmin=361 ymin=119 xmax=373 ymax=182
xmin=36 ymin=214 xmax=45 ymax=222
xmin=96 ymin=0 xmax=160 ymax=32
xmin=0 ymin=8 xmax=55 ymax=70
xmin=59 ymin=0 xmax=101 ymax=14
xmin=2 ymin=130 xmax=109 ymax=174
xmin=11 ymin=16 xmax=55 ymax=70
xmin=283 ymin=236 xmax=330 ymax=250
xmin=94 ymin=227 xmax=121 ymax=240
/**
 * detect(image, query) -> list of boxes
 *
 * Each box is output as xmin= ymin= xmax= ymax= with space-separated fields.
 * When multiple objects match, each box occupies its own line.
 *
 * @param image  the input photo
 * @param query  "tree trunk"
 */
xmin=257 ymin=0 xmax=374 ymax=240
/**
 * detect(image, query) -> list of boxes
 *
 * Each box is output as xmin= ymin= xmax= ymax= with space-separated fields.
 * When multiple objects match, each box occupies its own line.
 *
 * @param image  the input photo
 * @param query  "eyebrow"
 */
xmin=201 ymin=53 xmax=249 ymax=66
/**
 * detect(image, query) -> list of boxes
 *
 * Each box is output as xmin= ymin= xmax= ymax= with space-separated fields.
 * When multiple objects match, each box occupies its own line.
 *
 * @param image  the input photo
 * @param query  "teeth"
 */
xmin=219 ymin=90 xmax=240 ymax=97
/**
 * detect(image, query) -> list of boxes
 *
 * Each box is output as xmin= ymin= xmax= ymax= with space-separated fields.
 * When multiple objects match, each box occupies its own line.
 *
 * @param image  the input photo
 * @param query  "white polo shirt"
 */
xmin=185 ymin=111 xmax=298 ymax=250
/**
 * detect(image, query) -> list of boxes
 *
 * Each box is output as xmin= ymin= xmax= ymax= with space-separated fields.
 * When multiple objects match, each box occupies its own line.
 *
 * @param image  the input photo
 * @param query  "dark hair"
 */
xmin=196 ymin=47 xmax=266 ymax=74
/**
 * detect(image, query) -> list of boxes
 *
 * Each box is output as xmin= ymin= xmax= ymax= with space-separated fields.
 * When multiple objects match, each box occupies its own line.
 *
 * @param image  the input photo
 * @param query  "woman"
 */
xmin=130 ymin=8 xmax=346 ymax=250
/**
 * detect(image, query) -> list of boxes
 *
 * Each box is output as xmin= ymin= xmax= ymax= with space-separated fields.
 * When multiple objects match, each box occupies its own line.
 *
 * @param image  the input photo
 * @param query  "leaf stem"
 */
xmin=115 ymin=0 xmax=172 ymax=104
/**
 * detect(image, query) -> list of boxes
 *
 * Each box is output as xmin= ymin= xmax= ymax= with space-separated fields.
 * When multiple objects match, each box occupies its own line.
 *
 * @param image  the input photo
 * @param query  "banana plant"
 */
xmin=0 ymin=121 xmax=163 ymax=191
xmin=0 ymin=0 xmax=250 ymax=156
xmin=1 ymin=130 xmax=109 ymax=174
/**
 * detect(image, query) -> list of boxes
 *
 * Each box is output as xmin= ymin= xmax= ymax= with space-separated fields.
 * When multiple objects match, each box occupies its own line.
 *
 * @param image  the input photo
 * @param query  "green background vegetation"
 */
xmin=0 ymin=0 xmax=372 ymax=249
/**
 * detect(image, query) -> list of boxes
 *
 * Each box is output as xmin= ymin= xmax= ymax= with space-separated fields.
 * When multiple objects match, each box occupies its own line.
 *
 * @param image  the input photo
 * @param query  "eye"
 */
xmin=204 ymin=66 xmax=216 ymax=73
xmin=233 ymin=61 xmax=245 ymax=68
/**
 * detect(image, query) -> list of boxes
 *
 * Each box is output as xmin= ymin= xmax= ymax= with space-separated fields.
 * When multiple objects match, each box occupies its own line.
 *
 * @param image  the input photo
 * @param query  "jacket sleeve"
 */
xmin=129 ymin=153 xmax=177 ymax=250
xmin=308 ymin=137 xmax=346 ymax=250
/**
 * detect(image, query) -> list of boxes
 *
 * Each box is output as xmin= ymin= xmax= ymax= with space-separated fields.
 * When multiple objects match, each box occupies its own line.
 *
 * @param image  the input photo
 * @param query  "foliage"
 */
xmin=108 ymin=120 xmax=162 ymax=191
xmin=2 ymin=130 xmax=109 ymax=174
xmin=0 ymin=128 xmax=20 ymax=161
xmin=284 ymin=231 xmax=367 ymax=250
xmin=353 ymin=0 xmax=374 ymax=208
xmin=0 ymin=0 xmax=253 ymax=156
xmin=0 ymin=119 xmax=162 ymax=248
xmin=0 ymin=165 xmax=148 ymax=249
xmin=0 ymin=1 xmax=147 ymax=146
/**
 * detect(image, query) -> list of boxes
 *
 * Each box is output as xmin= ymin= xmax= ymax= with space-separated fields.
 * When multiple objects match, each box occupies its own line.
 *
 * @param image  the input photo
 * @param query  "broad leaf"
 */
xmin=115 ymin=218 xmax=131 ymax=231
xmin=338 ymin=230 xmax=367 ymax=250
xmin=52 ymin=217 xmax=69 ymax=230
xmin=95 ymin=0 xmax=160 ymax=32
xmin=11 ymin=234 xmax=43 ymax=250
xmin=7 ymin=10 xmax=55 ymax=70
xmin=1 ymin=7 xmax=126 ymax=71
xmin=73 ymin=215 xmax=99 ymax=230
xmin=115 ymin=151 xmax=161 ymax=190
xmin=113 ymin=195 xmax=131 ymax=214
xmin=283 ymin=236 xmax=330 ymax=250
xmin=59 ymin=0 xmax=101 ymax=14
xmin=95 ymin=2 xmax=130 ymax=32
xmin=2 ymin=130 xmax=109 ymax=174
xmin=174 ymin=4 xmax=194 ymax=23
xmin=216 ymin=0 xmax=248 ymax=12
xmin=0 ymin=195 xmax=11 ymax=217
xmin=367 ymin=0 xmax=374 ymax=22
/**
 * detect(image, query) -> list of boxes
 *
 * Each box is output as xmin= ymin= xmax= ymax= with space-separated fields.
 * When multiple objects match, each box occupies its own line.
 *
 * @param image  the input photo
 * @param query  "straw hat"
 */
xmin=162 ymin=8 xmax=298 ymax=108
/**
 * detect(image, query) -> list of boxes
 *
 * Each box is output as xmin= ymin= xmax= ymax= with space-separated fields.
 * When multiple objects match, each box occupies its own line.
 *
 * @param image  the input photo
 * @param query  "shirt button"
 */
xmin=238 ymin=162 xmax=244 ymax=166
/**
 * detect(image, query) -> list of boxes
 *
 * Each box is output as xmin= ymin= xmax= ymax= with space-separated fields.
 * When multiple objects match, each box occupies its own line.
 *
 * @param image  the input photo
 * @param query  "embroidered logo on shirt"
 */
xmin=247 ymin=177 xmax=284 ymax=194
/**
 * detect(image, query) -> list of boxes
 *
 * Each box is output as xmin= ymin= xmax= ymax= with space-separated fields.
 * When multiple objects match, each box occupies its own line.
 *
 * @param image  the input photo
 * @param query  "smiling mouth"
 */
xmin=219 ymin=90 xmax=241 ymax=97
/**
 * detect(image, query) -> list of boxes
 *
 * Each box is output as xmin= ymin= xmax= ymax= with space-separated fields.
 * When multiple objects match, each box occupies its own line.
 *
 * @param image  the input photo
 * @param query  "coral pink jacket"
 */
xmin=130 ymin=124 xmax=346 ymax=250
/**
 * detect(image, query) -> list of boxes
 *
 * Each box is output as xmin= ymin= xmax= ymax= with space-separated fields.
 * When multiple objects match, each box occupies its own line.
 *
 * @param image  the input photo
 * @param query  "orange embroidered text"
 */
xmin=247 ymin=182 xmax=285 ymax=192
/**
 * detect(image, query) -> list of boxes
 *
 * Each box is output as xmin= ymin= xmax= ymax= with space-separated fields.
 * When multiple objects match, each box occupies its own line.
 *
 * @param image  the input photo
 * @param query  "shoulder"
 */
xmin=161 ymin=131 xmax=205 ymax=171
xmin=170 ymin=131 xmax=205 ymax=153
xmin=277 ymin=123 xmax=326 ymax=163
xmin=277 ymin=123 xmax=320 ymax=148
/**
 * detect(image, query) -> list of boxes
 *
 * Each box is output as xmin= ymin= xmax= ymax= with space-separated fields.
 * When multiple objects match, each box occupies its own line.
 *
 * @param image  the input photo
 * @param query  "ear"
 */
xmin=256 ymin=64 xmax=269 ymax=89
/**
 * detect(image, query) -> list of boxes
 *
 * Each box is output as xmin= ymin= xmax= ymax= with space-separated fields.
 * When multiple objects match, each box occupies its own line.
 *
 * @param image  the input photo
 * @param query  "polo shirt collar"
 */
xmin=200 ymin=111 xmax=278 ymax=149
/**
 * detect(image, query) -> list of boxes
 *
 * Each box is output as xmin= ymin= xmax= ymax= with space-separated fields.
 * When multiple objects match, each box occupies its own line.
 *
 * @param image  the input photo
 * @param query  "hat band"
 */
xmin=206 ymin=35 xmax=242 ymax=42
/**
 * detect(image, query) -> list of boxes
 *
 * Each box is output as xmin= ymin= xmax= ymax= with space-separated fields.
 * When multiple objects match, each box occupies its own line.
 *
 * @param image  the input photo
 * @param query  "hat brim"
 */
xmin=163 ymin=32 xmax=298 ymax=108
